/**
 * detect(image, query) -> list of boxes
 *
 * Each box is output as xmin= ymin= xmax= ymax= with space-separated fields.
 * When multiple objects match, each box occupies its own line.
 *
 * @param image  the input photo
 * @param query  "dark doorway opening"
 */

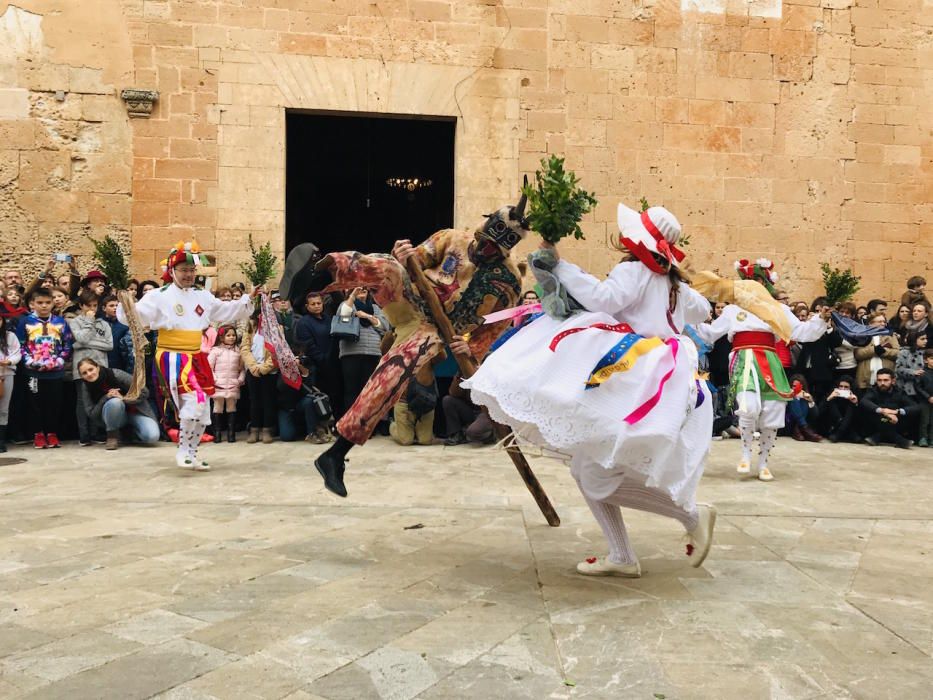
xmin=285 ymin=111 xmax=456 ymax=257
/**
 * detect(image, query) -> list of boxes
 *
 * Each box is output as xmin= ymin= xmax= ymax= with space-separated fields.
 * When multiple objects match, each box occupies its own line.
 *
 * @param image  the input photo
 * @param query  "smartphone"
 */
xmin=837 ymin=388 xmax=851 ymax=398
xmin=54 ymin=252 xmax=72 ymax=263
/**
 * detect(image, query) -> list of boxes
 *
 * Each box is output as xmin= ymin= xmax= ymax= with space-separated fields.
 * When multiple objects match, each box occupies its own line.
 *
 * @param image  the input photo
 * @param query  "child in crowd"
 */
xmin=208 ymin=325 xmax=244 ymax=443
xmin=0 ymin=310 xmax=22 ymax=452
xmin=68 ymin=290 xmax=113 ymax=446
xmin=99 ymin=294 xmax=129 ymax=371
xmin=15 ymin=287 xmax=73 ymax=448
xmin=901 ymin=276 xmax=930 ymax=311
xmin=241 ymin=314 xmax=278 ymax=444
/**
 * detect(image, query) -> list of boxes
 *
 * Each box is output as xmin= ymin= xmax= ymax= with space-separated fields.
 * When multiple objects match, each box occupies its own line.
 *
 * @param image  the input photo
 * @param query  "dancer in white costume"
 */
xmin=119 ymin=241 xmax=258 ymax=470
xmin=464 ymin=204 xmax=717 ymax=577
xmin=694 ymin=259 xmax=830 ymax=481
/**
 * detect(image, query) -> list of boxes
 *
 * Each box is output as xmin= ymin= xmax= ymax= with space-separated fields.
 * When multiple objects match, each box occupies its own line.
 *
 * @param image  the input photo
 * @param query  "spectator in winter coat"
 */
xmin=853 ymin=313 xmax=900 ymax=391
xmin=819 ymin=375 xmax=860 ymax=443
xmin=337 ymin=288 xmax=389 ymax=414
xmin=241 ymin=318 xmax=278 ymax=444
xmin=795 ymin=296 xmax=840 ymax=403
xmin=98 ymin=295 xmax=129 ymax=371
xmin=16 ymin=287 xmax=73 ymax=448
xmin=895 ymin=331 xmax=928 ymax=400
xmin=68 ymin=290 xmax=113 ymax=446
xmin=208 ymin=325 xmax=245 ymax=443
xmin=860 ymin=368 xmax=917 ymax=448
xmin=0 ymin=310 xmax=22 ymax=452
xmin=294 ymin=291 xmax=342 ymax=420
xmin=78 ymin=358 xmax=159 ymax=450
xmin=915 ymin=350 xmax=933 ymax=447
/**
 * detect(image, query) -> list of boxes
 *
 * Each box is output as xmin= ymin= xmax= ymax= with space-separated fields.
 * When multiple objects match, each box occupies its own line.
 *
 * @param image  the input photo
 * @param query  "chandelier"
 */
xmin=386 ymin=177 xmax=433 ymax=192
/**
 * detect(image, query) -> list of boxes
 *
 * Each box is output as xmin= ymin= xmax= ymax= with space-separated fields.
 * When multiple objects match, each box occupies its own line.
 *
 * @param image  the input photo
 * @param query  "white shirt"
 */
xmin=555 ymin=259 xmax=711 ymax=339
xmin=696 ymin=303 xmax=828 ymax=345
xmin=118 ymin=284 xmax=252 ymax=331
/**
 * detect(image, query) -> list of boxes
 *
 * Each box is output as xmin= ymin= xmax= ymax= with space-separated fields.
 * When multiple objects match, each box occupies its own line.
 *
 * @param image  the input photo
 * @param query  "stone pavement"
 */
xmin=0 ymin=435 xmax=931 ymax=699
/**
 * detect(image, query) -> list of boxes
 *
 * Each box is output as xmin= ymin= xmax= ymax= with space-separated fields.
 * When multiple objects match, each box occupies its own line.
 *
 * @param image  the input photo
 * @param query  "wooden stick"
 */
xmin=405 ymin=257 xmax=561 ymax=527
xmin=116 ymin=289 xmax=149 ymax=402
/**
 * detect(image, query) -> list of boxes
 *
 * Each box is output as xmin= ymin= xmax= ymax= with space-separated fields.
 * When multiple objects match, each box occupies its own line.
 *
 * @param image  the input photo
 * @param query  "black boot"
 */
xmin=226 ymin=412 xmax=237 ymax=443
xmin=314 ymin=436 xmax=351 ymax=497
xmin=212 ymin=412 xmax=224 ymax=441
xmin=0 ymin=425 xmax=6 ymax=453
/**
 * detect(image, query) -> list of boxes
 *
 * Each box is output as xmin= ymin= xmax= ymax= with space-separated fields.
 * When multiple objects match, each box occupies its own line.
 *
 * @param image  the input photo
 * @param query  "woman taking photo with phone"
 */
xmin=336 ymin=287 xmax=389 ymax=414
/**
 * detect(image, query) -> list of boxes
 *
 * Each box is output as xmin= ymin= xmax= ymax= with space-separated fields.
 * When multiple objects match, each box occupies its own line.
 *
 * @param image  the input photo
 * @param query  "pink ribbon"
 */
xmin=481 ymin=302 xmax=542 ymax=325
xmin=623 ymin=339 xmax=679 ymax=425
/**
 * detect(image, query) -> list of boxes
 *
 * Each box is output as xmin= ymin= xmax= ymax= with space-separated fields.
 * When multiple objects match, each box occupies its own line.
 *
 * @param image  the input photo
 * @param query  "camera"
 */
xmin=837 ymin=388 xmax=851 ymax=399
xmin=54 ymin=252 xmax=72 ymax=263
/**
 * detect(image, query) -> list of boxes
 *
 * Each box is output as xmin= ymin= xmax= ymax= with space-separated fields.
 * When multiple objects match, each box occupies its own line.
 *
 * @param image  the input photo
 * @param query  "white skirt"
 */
xmin=464 ymin=311 xmax=713 ymax=508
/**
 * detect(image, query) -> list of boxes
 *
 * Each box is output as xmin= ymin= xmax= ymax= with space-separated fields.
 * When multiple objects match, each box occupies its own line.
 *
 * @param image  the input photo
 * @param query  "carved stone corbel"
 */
xmin=120 ymin=89 xmax=159 ymax=118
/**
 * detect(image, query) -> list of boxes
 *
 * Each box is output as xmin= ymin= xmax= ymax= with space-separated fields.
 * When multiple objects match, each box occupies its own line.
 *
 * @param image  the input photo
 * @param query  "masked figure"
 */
xmin=310 ymin=194 xmax=528 ymax=497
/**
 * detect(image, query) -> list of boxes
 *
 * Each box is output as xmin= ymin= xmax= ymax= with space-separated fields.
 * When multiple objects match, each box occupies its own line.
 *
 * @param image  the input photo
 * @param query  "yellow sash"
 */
xmin=157 ymin=329 xmax=202 ymax=353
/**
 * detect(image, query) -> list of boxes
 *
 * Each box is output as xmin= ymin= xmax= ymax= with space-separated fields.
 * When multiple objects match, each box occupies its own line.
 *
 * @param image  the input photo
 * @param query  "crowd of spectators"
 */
xmin=702 ymin=275 xmax=932 ymax=449
xmin=0 ymin=253 xmax=928 ymax=455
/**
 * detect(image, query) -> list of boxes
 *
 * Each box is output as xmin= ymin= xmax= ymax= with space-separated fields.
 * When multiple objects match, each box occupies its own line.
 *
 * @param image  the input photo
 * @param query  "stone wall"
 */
xmin=0 ymin=0 xmax=928 ymax=301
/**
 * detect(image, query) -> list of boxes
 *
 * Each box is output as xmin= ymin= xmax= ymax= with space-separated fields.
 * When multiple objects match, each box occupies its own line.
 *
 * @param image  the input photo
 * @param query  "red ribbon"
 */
xmin=623 ymin=339 xmax=680 ymax=424
xmin=549 ymin=322 xmax=632 ymax=351
xmin=640 ymin=211 xmax=685 ymax=265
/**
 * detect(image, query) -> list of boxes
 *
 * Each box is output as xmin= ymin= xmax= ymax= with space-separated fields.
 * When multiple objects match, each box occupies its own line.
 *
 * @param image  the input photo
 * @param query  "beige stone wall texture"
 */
xmin=0 ymin=0 xmax=929 ymax=301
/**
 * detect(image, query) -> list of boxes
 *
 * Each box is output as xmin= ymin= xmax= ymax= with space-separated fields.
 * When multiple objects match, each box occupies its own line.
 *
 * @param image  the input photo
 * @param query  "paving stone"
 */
xmin=0 ymin=438 xmax=929 ymax=697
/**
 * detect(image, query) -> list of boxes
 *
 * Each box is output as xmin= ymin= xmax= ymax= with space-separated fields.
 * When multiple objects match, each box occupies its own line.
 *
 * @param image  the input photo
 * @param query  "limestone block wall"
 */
xmin=0 ymin=1 xmax=134 ymax=283
xmin=0 ymin=0 xmax=928 ymax=300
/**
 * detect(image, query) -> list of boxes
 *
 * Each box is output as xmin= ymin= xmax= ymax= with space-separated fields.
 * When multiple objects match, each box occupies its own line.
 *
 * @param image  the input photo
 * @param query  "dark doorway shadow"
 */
xmin=286 ymin=111 xmax=456 ymax=257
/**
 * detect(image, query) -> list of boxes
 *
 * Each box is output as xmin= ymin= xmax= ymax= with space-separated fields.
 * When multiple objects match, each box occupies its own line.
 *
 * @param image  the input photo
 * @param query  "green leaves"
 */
xmin=522 ymin=155 xmax=597 ymax=245
xmin=820 ymin=262 xmax=861 ymax=305
xmin=86 ymin=234 xmax=130 ymax=291
xmin=239 ymin=234 xmax=278 ymax=287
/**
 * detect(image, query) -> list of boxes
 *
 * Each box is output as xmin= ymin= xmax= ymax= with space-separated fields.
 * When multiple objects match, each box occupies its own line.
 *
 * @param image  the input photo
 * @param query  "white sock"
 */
xmin=738 ymin=415 xmax=756 ymax=463
xmin=758 ymin=427 xmax=777 ymax=470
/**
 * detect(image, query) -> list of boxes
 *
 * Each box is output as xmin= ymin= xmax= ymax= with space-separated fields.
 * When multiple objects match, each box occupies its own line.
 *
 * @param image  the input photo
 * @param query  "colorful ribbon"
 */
xmin=549 ymin=322 xmax=632 ymax=351
xmin=481 ymin=302 xmax=542 ymax=325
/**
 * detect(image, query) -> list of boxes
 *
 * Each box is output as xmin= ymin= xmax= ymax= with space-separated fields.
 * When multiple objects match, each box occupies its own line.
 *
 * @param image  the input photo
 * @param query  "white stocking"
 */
xmin=606 ymin=482 xmax=699 ymax=532
xmin=758 ymin=428 xmax=778 ymax=470
xmin=738 ymin=414 xmax=757 ymax=464
xmin=581 ymin=495 xmax=638 ymax=565
xmin=177 ymin=393 xmax=211 ymax=460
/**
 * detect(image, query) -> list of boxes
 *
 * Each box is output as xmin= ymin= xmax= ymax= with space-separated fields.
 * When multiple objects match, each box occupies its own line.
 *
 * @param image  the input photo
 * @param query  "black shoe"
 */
xmin=827 ymin=432 xmax=840 ymax=443
xmin=863 ymin=435 xmax=879 ymax=447
xmin=894 ymin=436 xmax=912 ymax=449
xmin=444 ymin=431 xmax=467 ymax=446
xmin=314 ymin=451 xmax=347 ymax=497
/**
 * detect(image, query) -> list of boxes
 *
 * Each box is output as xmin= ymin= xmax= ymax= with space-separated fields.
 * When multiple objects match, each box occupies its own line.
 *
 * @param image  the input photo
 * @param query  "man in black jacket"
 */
xmin=293 ymin=292 xmax=341 ymax=419
xmin=860 ymin=368 xmax=917 ymax=448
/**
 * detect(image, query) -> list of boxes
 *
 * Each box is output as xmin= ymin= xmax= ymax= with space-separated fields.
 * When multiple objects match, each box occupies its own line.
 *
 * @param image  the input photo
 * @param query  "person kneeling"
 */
xmin=78 ymin=358 xmax=159 ymax=450
xmin=389 ymin=363 xmax=438 ymax=447
xmin=859 ymin=368 xmax=917 ymax=449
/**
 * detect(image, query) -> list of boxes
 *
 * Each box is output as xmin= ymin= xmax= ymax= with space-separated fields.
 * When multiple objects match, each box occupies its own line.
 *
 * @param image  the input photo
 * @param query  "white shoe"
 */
xmin=176 ymin=453 xmax=210 ymax=471
xmin=685 ymin=504 xmax=717 ymax=568
xmin=757 ymin=467 xmax=773 ymax=482
xmin=737 ymin=460 xmax=751 ymax=475
xmin=576 ymin=556 xmax=641 ymax=578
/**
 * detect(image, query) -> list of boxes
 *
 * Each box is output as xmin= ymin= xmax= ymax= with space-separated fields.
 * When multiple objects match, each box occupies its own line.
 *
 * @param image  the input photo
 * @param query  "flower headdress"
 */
xmin=161 ymin=241 xmax=210 ymax=283
xmin=734 ymin=258 xmax=778 ymax=296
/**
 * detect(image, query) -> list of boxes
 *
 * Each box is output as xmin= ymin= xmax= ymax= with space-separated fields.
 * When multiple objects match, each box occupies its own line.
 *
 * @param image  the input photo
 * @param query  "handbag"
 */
xmin=308 ymin=387 xmax=333 ymax=420
xmin=330 ymin=313 xmax=360 ymax=342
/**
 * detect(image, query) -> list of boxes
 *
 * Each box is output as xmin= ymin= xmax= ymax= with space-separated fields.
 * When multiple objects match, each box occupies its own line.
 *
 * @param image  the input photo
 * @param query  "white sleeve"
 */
xmin=693 ymin=306 xmax=733 ymax=344
xmin=207 ymin=293 xmax=253 ymax=324
xmin=680 ymin=283 xmax=712 ymax=326
xmin=554 ymin=260 xmax=640 ymax=315
xmin=788 ymin=307 xmax=829 ymax=343
xmin=121 ymin=287 xmax=160 ymax=327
